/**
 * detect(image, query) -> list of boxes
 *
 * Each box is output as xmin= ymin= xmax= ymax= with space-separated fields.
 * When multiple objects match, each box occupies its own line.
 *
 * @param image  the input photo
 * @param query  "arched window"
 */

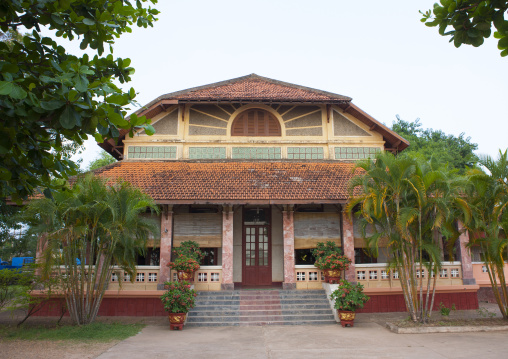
xmin=231 ymin=109 xmax=281 ymax=136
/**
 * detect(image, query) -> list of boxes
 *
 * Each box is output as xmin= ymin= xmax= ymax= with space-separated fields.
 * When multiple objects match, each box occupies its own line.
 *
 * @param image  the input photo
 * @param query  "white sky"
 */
xmin=75 ymin=0 xmax=507 ymax=168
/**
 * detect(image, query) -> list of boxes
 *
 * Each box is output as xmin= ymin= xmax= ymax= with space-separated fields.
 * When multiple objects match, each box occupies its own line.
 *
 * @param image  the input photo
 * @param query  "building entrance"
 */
xmin=242 ymin=208 xmax=272 ymax=286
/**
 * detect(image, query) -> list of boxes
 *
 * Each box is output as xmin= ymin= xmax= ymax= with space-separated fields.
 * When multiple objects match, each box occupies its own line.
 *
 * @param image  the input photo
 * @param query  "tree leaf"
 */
xmin=0 ymin=81 xmax=13 ymax=95
xmin=40 ymin=100 xmax=64 ymax=111
xmin=82 ymin=18 xmax=95 ymax=26
xmin=59 ymin=105 xmax=79 ymax=129
xmin=74 ymin=75 xmax=89 ymax=92
xmin=9 ymin=85 xmax=27 ymax=100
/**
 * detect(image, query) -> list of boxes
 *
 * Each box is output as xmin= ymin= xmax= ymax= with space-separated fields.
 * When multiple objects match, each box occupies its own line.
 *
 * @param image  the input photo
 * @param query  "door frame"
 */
xmin=241 ymin=206 xmax=272 ymax=286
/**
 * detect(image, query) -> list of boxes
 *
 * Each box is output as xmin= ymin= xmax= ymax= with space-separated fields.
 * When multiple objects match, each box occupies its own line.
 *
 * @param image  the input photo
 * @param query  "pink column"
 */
xmin=341 ymin=210 xmax=356 ymax=282
xmin=221 ymin=206 xmax=234 ymax=290
xmin=158 ymin=205 xmax=173 ymax=290
xmin=283 ymin=208 xmax=296 ymax=290
xmin=458 ymin=221 xmax=476 ymax=285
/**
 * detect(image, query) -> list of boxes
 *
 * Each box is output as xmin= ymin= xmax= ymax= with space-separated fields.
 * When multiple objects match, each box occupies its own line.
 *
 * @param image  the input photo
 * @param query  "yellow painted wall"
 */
xmin=123 ymin=104 xmax=385 ymax=160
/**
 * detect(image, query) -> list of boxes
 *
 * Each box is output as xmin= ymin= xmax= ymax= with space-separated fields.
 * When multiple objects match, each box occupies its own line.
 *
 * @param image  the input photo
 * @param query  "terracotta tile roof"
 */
xmin=93 ymin=161 xmax=359 ymax=203
xmin=152 ymin=74 xmax=351 ymax=104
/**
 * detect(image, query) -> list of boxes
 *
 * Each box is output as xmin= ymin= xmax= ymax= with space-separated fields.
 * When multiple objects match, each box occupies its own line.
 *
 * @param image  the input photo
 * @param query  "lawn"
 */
xmin=0 ymin=322 xmax=145 ymax=342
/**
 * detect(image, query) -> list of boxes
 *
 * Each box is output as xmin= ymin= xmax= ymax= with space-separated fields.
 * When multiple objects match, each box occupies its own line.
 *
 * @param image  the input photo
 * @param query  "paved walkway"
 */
xmin=97 ymin=304 xmax=508 ymax=359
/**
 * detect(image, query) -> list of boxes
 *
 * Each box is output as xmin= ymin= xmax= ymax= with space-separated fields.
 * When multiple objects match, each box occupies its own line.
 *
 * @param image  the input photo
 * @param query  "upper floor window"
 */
xmin=231 ymin=109 xmax=281 ymax=136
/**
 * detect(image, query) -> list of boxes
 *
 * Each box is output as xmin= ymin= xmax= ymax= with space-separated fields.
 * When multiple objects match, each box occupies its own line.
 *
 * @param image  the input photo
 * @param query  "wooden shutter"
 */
xmin=231 ymin=109 xmax=281 ymax=136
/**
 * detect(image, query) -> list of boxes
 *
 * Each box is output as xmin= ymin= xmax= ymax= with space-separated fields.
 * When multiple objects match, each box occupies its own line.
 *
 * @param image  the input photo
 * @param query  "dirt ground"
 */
xmin=0 ymin=311 xmax=167 ymax=359
xmin=0 ymin=303 xmax=504 ymax=359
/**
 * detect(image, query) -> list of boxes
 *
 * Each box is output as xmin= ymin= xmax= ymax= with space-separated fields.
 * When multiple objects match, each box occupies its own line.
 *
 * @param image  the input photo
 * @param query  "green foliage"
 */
xmin=3 ymin=269 xmax=60 ymax=327
xmin=330 ymin=280 xmax=370 ymax=312
xmin=311 ymin=241 xmax=343 ymax=261
xmin=160 ymin=281 xmax=197 ymax=313
xmin=22 ymin=174 xmax=159 ymax=325
xmin=477 ymin=307 xmax=497 ymax=318
xmin=420 ymin=1 xmax=508 ymax=57
xmin=0 ymin=29 xmax=24 ymax=49
xmin=391 ymin=116 xmax=478 ymax=172
xmin=174 ymin=240 xmax=205 ymax=262
xmin=0 ymin=269 xmax=32 ymax=311
xmin=314 ymin=253 xmax=351 ymax=271
xmin=0 ymin=0 xmax=159 ymax=201
xmin=0 ymin=200 xmax=37 ymax=259
xmin=439 ymin=302 xmax=456 ymax=316
xmin=0 ymin=322 xmax=145 ymax=341
xmin=464 ymin=149 xmax=508 ymax=318
xmin=87 ymin=150 xmax=117 ymax=171
xmin=168 ymin=254 xmax=200 ymax=272
xmin=348 ymin=151 xmax=468 ymax=323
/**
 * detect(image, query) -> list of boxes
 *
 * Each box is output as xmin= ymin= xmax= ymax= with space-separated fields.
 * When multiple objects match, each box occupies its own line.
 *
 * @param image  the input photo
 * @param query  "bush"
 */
xmin=160 ymin=281 xmax=197 ymax=313
xmin=330 ymin=280 xmax=370 ymax=312
xmin=167 ymin=254 xmax=200 ymax=272
xmin=174 ymin=241 xmax=204 ymax=262
xmin=311 ymin=241 xmax=342 ymax=261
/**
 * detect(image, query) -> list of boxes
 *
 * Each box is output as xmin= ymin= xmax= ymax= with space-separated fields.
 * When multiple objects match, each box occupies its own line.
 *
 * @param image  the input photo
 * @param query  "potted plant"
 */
xmin=330 ymin=279 xmax=369 ymax=327
xmin=175 ymin=240 xmax=205 ymax=262
xmin=168 ymin=254 xmax=201 ymax=282
xmin=160 ymin=280 xmax=197 ymax=330
xmin=312 ymin=242 xmax=351 ymax=283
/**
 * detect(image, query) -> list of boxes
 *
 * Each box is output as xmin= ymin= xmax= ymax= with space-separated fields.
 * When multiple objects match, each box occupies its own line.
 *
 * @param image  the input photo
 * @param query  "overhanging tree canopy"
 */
xmin=421 ymin=1 xmax=508 ymax=57
xmin=0 ymin=0 xmax=159 ymax=201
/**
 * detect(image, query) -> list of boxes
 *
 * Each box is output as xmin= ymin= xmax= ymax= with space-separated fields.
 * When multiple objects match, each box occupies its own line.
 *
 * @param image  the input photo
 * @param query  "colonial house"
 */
xmin=39 ymin=74 xmax=484 ymax=316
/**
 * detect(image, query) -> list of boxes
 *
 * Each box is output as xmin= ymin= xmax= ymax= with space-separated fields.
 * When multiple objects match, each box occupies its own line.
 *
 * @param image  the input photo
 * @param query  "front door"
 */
xmin=242 ymin=208 xmax=272 ymax=286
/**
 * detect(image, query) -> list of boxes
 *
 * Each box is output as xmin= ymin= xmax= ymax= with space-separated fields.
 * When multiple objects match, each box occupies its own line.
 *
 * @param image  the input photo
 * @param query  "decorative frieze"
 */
xmin=128 ymin=146 xmax=177 ymax=159
xmin=232 ymin=147 xmax=281 ymax=159
xmin=189 ymin=147 xmax=226 ymax=159
xmin=287 ymin=147 xmax=324 ymax=160
xmin=335 ymin=147 xmax=379 ymax=160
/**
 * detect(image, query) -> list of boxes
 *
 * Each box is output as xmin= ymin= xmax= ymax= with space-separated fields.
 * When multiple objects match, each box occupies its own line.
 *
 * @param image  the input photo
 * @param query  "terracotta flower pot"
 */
xmin=168 ymin=312 xmax=187 ymax=330
xmin=177 ymin=270 xmax=195 ymax=282
xmin=338 ymin=310 xmax=356 ymax=327
xmin=323 ymin=269 xmax=341 ymax=284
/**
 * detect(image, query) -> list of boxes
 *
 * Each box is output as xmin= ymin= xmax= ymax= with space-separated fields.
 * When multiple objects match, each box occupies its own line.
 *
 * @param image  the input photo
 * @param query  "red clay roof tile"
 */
xmin=93 ymin=161 xmax=359 ymax=203
xmin=154 ymin=74 xmax=351 ymax=104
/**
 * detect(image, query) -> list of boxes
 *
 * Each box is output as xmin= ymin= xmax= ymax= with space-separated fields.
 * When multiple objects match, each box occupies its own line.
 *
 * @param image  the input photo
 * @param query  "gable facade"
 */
xmin=86 ymin=75 xmax=478 ymax=315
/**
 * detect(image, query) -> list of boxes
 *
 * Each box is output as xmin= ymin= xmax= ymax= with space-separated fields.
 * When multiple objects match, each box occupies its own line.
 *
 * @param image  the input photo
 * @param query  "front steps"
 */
xmin=186 ymin=289 xmax=336 ymax=327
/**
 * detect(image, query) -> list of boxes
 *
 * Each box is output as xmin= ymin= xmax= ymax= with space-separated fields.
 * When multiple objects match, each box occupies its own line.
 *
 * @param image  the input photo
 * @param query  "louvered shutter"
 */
xmin=231 ymin=109 xmax=281 ymax=136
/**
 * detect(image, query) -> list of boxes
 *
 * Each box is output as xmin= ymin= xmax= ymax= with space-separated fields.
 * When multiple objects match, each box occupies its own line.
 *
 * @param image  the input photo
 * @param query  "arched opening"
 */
xmin=231 ymin=109 xmax=281 ymax=136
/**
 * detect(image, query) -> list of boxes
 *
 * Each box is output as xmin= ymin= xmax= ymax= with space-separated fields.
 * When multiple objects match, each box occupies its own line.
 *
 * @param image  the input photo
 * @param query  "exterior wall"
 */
xmin=294 ymin=211 xmax=341 ymax=249
xmin=173 ymin=212 xmax=222 ymax=248
xmin=123 ymin=104 xmax=385 ymax=160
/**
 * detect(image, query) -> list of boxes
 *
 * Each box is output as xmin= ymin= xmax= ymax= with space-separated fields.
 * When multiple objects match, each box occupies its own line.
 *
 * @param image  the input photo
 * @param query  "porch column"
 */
xmin=458 ymin=221 xmax=476 ymax=285
xmin=282 ymin=206 xmax=296 ymax=290
xmin=341 ymin=210 xmax=356 ymax=282
xmin=221 ymin=205 xmax=234 ymax=290
xmin=158 ymin=205 xmax=173 ymax=290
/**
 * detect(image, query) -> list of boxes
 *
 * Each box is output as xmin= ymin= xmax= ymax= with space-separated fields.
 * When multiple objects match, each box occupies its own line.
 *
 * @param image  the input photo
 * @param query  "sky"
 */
xmin=71 ymin=1 xmax=507 ymax=168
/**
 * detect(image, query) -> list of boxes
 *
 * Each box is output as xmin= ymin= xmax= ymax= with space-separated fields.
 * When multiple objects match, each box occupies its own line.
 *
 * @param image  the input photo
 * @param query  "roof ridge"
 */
xmin=139 ymin=74 xmax=351 ymax=111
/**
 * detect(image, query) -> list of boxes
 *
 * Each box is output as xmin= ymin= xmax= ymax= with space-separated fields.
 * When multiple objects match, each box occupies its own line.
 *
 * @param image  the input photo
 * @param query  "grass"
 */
xmin=0 ymin=322 xmax=145 ymax=342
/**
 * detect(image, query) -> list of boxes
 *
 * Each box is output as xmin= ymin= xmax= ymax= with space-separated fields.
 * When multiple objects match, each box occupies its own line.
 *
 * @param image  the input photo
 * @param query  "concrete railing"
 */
xmin=170 ymin=266 xmax=223 ymax=291
xmin=355 ymin=262 xmax=464 ymax=288
xmin=472 ymin=262 xmax=508 ymax=286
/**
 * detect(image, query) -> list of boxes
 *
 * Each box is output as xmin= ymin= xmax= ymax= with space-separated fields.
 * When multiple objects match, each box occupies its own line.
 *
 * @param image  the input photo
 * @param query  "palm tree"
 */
xmin=348 ymin=152 xmax=465 ymax=323
xmin=24 ymin=174 xmax=159 ymax=325
xmin=465 ymin=149 xmax=508 ymax=318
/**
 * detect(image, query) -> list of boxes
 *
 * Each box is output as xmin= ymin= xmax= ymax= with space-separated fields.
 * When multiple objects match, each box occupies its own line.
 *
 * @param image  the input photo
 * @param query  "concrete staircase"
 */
xmin=186 ymin=289 xmax=336 ymax=326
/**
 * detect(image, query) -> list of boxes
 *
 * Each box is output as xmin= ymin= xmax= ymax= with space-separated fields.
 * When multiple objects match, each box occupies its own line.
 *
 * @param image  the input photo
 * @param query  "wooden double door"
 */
xmin=242 ymin=208 xmax=272 ymax=286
